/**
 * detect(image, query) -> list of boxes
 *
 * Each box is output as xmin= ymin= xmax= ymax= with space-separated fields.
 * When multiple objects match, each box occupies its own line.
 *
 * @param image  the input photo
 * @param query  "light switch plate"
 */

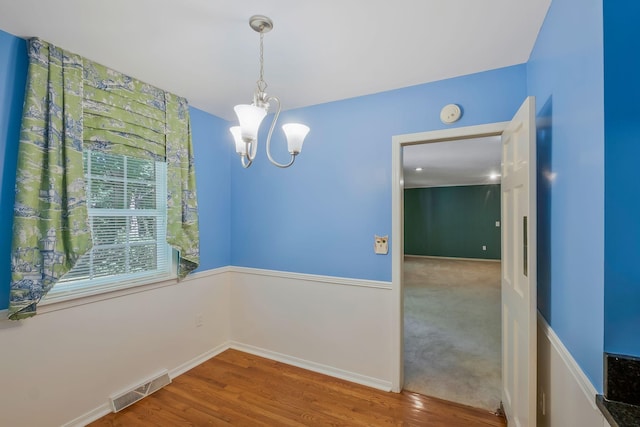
xmin=374 ymin=235 xmax=389 ymax=255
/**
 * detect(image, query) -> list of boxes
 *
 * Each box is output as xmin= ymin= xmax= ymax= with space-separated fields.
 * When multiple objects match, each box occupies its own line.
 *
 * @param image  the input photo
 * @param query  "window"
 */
xmin=47 ymin=150 xmax=174 ymax=301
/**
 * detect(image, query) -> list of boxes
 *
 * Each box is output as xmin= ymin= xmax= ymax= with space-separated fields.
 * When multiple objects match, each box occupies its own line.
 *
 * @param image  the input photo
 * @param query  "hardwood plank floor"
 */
xmin=89 ymin=349 xmax=506 ymax=426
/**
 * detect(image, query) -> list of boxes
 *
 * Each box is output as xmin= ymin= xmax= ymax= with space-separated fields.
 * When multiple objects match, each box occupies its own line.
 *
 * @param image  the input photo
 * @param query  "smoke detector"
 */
xmin=440 ymin=104 xmax=462 ymax=124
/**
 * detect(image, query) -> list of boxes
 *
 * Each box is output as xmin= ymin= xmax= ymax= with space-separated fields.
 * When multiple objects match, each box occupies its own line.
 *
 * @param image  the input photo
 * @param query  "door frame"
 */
xmin=390 ymin=121 xmax=510 ymax=392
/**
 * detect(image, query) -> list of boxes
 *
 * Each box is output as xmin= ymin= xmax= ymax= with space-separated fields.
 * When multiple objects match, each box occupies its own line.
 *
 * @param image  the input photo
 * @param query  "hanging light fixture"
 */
xmin=230 ymin=15 xmax=310 ymax=169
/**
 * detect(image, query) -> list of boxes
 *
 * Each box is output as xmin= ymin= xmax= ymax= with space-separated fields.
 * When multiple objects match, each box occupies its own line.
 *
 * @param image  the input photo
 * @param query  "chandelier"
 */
xmin=230 ymin=15 xmax=310 ymax=169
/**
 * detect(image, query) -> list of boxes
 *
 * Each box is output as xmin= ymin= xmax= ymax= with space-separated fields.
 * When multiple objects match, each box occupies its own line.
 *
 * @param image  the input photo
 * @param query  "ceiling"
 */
xmin=0 ymin=0 xmax=550 ymax=121
xmin=403 ymin=136 xmax=502 ymax=188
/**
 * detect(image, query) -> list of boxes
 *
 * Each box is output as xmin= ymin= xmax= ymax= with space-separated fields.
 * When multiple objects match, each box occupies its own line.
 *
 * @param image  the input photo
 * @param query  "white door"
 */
xmin=501 ymin=96 xmax=537 ymax=426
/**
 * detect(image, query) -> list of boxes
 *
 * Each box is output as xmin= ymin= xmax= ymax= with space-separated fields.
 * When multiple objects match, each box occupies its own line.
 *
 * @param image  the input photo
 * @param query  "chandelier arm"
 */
xmin=247 ymin=139 xmax=257 ymax=161
xmin=265 ymin=96 xmax=296 ymax=168
xmin=241 ymin=155 xmax=252 ymax=168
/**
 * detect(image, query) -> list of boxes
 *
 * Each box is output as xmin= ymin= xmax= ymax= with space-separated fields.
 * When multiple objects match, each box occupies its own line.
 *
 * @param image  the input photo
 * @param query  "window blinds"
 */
xmin=56 ymin=151 xmax=171 ymax=294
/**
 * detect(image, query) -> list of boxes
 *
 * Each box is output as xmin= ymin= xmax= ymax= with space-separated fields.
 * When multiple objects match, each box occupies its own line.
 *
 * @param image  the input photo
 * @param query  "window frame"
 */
xmin=42 ymin=151 xmax=177 ymax=305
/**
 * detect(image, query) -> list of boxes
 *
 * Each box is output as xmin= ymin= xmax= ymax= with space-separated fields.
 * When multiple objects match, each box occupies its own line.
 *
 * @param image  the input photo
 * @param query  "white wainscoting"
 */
xmin=3 ymin=267 xmax=610 ymax=427
xmin=0 ymin=267 xmax=394 ymax=427
xmin=537 ymin=313 xmax=608 ymax=427
xmin=229 ymin=267 xmax=394 ymax=391
xmin=0 ymin=268 xmax=231 ymax=427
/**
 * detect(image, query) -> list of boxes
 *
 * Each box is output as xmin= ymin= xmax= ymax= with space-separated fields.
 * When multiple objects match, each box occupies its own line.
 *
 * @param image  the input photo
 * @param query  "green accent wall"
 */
xmin=404 ymin=184 xmax=501 ymax=259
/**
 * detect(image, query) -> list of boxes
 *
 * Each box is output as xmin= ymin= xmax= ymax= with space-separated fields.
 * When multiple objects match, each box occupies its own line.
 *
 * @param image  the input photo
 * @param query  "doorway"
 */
xmin=391 ymin=97 xmax=537 ymax=426
xmin=390 ymin=121 xmax=509 ymax=390
xmin=401 ymin=136 xmax=503 ymax=412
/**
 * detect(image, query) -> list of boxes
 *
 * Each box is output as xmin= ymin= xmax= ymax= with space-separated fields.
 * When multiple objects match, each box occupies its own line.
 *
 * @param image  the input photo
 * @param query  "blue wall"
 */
xmin=0 ymin=30 xmax=27 ymax=310
xmin=190 ymin=107 xmax=231 ymax=271
xmin=0 ymin=30 xmax=231 ymax=309
xmin=604 ymin=0 xmax=640 ymax=356
xmin=527 ymin=0 xmax=605 ymax=390
xmin=230 ymin=65 xmax=527 ymax=281
xmin=1 ymin=6 xmax=615 ymax=393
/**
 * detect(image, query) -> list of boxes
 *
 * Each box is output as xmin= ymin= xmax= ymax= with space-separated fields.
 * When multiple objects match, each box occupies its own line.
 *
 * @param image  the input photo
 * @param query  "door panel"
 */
xmin=501 ymin=96 xmax=537 ymax=427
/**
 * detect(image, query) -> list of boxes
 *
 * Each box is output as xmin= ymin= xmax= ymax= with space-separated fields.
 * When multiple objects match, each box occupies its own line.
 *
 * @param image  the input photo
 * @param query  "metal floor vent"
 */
xmin=110 ymin=370 xmax=171 ymax=412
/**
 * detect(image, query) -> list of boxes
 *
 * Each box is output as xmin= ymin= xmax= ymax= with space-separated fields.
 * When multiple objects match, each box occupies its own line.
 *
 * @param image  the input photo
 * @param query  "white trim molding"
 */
xmin=62 ymin=403 xmax=112 ymax=427
xmin=537 ymin=312 xmax=599 ymax=410
xmin=230 ymin=341 xmax=393 ymax=392
xmin=537 ymin=311 xmax=606 ymax=427
xmin=37 ymin=266 xmax=233 ymax=315
xmin=64 ymin=337 xmax=394 ymax=427
xmin=230 ymin=266 xmax=392 ymax=289
xmin=63 ymin=343 xmax=232 ymax=427
xmin=170 ymin=342 xmax=230 ymax=379
xmin=391 ymin=121 xmax=509 ymax=392
xmin=405 ymin=255 xmax=501 ymax=263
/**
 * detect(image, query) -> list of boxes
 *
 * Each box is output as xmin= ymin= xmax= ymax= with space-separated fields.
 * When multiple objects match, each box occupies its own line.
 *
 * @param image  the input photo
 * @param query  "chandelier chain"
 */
xmin=257 ymin=32 xmax=268 ymax=93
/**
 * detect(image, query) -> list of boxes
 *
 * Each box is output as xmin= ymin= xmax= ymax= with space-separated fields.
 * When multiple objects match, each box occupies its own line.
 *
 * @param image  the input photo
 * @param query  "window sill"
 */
xmin=38 ymin=273 xmax=181 ymax=315
xmin=7 ymin=267 xmax=229 ymax=318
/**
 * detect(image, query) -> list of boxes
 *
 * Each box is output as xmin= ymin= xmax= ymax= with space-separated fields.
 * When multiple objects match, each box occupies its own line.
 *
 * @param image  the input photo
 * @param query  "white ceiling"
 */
xmin=403 ymin=136 xmax=502 ymax=188
xmin=0 ymin=0 xmax=550 ymax=120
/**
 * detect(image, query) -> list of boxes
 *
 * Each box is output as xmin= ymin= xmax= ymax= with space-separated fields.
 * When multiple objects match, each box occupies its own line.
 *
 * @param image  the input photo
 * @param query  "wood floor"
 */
xmin=89 ymin=349 xmax=506 ymax=426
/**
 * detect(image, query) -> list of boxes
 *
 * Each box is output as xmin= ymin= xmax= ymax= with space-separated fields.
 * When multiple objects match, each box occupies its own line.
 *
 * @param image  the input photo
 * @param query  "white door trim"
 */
xmin=390 ymin=121 xmax=510 ymax=392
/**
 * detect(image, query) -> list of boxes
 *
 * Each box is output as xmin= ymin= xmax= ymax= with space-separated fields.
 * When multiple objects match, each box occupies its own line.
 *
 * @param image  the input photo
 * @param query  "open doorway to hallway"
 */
xmin=392 ymin=99 xmax=537 ymax=425
xmin=401 ymin=136 xmax=503 ymax=413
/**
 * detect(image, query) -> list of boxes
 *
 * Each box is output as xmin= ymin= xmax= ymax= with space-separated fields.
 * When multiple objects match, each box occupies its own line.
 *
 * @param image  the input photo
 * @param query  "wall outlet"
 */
xmin=482 ymin=245 xmax=487 ymax=251
xmin=195 ymin=314 xmax=203 ymax=327
xmin=496 ymin=220 xmax=501 ymax=227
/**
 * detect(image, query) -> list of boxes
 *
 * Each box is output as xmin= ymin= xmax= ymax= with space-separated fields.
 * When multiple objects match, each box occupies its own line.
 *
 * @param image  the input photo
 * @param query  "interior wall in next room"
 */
xmin=404 ymin=184 xmax=501 ymax=260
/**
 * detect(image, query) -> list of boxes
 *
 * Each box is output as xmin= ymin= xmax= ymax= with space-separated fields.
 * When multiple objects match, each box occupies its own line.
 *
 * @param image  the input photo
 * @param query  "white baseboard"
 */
xmin=63 ymin=342 xmax=231 ymax=427
xmin=537 ymin=312 xmax=598 ymax=410
xmin=404 ymin=254 xmax=501 ymax=262
xmin=62 ymin=403 xmax=112 ymax=427
xmin=229 ymin=341 xmax=393 ymax=392
xmin=169 ymin=342 xmax=230 ymax=379
xmin=65 ymin=340 xmax=392 ymax=426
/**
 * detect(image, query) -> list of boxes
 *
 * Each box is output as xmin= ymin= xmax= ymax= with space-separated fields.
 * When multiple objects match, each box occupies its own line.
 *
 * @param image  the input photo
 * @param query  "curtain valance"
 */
xmin=9 ymin=38 xmax=199 ymax=320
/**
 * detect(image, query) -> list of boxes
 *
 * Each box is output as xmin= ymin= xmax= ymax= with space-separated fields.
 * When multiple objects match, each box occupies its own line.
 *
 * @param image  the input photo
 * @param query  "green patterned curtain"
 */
xmin=165 ymin=93 xmax=200 ymax=277
xmin=9 ymin=38 xmax=199 ymax=320
xmin=9 ymin=39 xmax=91 ymax=320
xmin=81 ymin=54 xmax=200 ymax=278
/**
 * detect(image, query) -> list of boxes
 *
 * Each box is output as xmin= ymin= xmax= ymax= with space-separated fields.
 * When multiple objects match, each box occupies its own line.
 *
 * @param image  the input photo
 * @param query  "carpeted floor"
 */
xmin=403 ymin=256 xmax=502 ymax=412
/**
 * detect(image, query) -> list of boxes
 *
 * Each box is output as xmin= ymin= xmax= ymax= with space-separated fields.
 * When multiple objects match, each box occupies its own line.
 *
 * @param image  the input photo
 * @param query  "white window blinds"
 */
xmin=53 ymin=150 xmax=172 ymax=297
